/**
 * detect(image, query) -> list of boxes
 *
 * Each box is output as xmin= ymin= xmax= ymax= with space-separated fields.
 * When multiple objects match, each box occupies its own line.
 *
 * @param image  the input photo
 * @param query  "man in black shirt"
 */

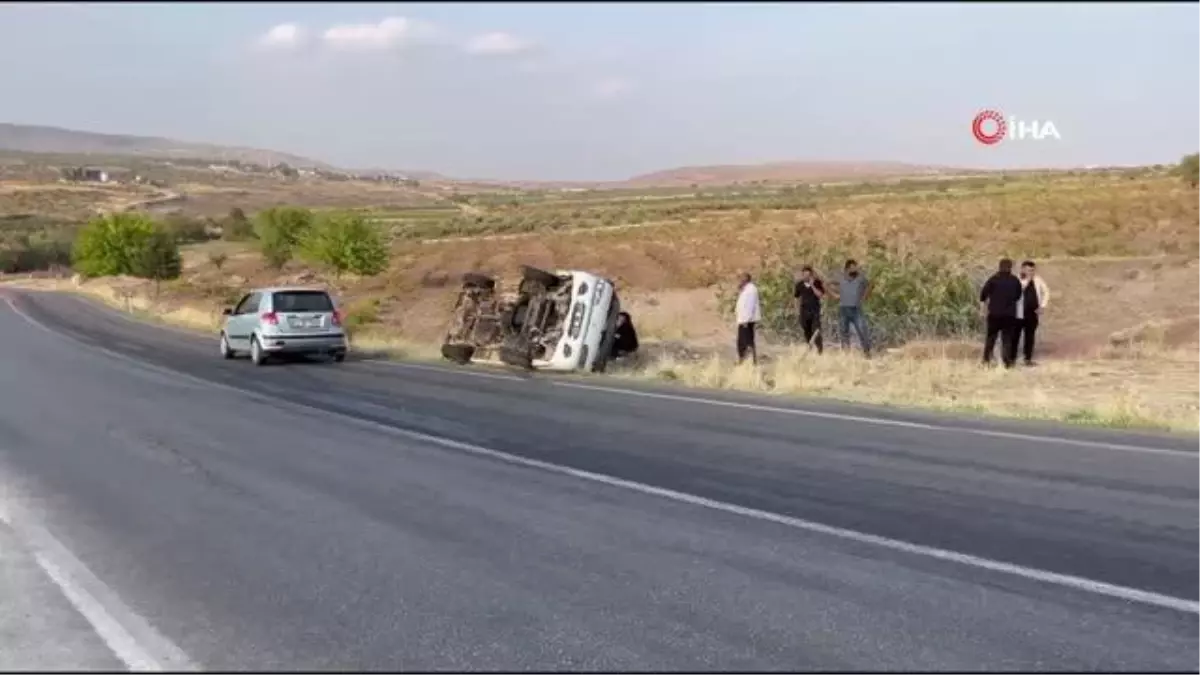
xmin=978 ymin=258 xmax=1023 ymax=368
xmin=609 ymin=311 xmax=640 ymax=360
xmin=793 ymin=265 xmax=825 ymax=353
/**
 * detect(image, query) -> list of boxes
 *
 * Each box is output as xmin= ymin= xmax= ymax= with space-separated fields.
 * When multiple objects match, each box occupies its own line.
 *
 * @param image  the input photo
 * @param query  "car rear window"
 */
xmin=273 ymin=291 xmax=334 ymax=313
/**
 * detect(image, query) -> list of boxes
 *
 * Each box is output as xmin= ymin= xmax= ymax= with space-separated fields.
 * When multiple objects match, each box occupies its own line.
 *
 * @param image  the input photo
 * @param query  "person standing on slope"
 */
xmin=979 ymin=258 xmax=1024 ymax=368
xmin=735 ymin=272 xmax=762 ymax=365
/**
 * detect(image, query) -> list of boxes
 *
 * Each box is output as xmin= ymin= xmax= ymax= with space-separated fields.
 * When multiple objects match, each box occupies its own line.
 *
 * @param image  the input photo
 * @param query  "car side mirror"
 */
xmin=222 ymin=308 xmax=233 ymax=316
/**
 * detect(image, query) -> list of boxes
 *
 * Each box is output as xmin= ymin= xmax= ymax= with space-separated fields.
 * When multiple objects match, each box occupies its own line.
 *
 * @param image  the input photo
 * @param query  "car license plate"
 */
xmin=290 ymin=317 xmax=319 ymax=329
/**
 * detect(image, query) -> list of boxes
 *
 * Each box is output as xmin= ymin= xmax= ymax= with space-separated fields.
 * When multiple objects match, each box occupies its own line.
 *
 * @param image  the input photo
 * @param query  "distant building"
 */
xmin=61 ymin=167 xmax=110 ymax=183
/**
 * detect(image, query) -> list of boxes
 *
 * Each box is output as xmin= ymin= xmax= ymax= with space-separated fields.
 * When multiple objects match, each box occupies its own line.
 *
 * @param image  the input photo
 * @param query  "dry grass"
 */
xmin=4 ymin=276 xmax=226 ymax=332
xmin=0 ymin=181 xmax=157 ymax=219
xmin=389 ymin=176 xmax=1197 ymax=292
xmin=169 ymin=179 xmax=446 ymax=218
xmin=612 ymin=341 xmax=1198 ymax=432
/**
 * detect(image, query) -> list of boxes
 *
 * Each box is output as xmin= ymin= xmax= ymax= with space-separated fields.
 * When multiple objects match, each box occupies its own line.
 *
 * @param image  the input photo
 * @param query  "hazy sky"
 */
xmin=0 ymin=2 xmax=1196 ymax=180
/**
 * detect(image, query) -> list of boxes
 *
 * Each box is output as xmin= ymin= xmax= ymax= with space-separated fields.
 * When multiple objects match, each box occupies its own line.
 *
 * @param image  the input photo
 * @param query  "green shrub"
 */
xmin=719 ymin=240 xmax=985 ymax=348
xmin=299 ymin=211 xmax=389 ymax=278
xmin=71 ymin=213 xmax=159 ymax=278
xmin=132 ymin=228 xmax=183 ymax=293
xmin=69 ymin=213 xmax=182 ymax=286
xmin=1179 ymin=153 xmax=1199 ymax=188
xmin=254 ymin=206 xmax=313 ymax=269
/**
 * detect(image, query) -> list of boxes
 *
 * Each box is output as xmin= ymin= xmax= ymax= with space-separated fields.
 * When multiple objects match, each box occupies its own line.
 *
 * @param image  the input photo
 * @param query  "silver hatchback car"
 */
xmin=219 ymin=287 xmax=348 ymax=365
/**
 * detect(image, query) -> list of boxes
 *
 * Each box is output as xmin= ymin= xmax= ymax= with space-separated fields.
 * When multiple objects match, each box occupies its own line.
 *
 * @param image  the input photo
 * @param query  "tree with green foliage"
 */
xmin=254 ymin=206 xmax=313 ymax=269
xmin=71 ymin=213 xmax=160 ymax=278
xmin=300 ymin=212 xmax=389 ymax=278
xmin=1179 ymin=153 xmax=1199 ymax=188
xmin=132 ymin=228 xmax=183 ymax=297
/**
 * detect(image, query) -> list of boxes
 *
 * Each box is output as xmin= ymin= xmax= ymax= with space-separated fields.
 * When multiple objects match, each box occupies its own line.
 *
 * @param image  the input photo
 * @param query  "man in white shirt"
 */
xmin=735 ymin=272 xmax=762 ymax=365
xmin=1015 ymin=260 xmax=1051 ymax=365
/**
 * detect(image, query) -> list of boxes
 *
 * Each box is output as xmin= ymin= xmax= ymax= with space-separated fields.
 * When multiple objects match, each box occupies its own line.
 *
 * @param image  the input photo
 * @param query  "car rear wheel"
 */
xmin=250 ymin=336 xmax=267 ymax=366
xmin=219 ymin=333 xmax=235 ymax=360
xmin=332 ymin=351 xmax=346 ymax=363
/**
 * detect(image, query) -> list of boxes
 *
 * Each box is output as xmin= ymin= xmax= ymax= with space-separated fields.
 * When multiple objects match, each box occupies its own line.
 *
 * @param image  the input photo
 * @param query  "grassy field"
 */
xmin=3 ymin=165 xmax=1197 ymax=431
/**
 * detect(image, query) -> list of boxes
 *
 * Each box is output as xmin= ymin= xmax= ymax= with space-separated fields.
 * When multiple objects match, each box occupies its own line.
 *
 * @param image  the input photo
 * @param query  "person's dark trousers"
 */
xmin=799 ymin=311 xmax=823 ymax=353
xmin=1017 ymin=315 xmax=1039 ymax=364
xmin=736 ymin=322 xmax=757 ymax=363
xmin=838 ymin=306 xmax=872 ymax=355
xmin=983 ymin=315 xmax=1018 ymax=368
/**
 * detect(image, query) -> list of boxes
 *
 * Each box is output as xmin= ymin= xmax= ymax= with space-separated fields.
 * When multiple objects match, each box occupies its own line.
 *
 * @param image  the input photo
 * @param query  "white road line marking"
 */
xmin=8 ymin=298 xmax=1197 ymax=616
xmin=550 ymin=381 xmax=1197 ymax=458
xmin=361 ymin=358 xmax=525 ymax=382
xmin=0 ymin=502 xmax=198 ymax=672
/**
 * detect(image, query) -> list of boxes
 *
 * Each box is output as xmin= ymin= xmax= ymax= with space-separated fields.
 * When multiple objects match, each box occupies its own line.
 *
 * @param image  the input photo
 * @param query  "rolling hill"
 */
xmin=462 ymin=161 xmax=968 ymax=190
xmin=0 ymin=123 xmax=329 ymax=169
xmin=0 ymin=122 xmax=968 ymax=187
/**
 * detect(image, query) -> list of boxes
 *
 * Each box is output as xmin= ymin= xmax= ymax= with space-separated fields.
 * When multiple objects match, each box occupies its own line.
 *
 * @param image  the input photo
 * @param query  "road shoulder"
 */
xmin=8 ymin=286 xmax=1197 ymax=452
xmin=0 ymin=519 xmax=125 ymax=671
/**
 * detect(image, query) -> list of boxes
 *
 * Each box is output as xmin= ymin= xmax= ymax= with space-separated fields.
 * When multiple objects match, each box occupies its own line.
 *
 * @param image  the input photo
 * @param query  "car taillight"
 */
xmin=331 ymin=310 xmax=342 ymax=327
xmin=260 ymin=311 xmax=279 ymax=325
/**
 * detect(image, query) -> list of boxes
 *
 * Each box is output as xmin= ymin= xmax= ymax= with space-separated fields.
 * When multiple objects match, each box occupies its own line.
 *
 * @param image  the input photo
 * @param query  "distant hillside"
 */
xmin=0 ymin=123 xmax=330 ymax=169
xmin=351 ymin=166 xmax=451 ymax=182
xmin=0 ymin=123 xmax=970 ymax=188
xmin=623 ymin=161 xmax=961 ymax=187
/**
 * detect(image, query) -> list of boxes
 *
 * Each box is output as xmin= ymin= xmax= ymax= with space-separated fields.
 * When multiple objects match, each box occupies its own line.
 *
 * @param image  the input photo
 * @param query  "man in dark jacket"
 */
xmin=610 ymin=311 xmax=639 ymax=360
xmin=978 ymin=258 xmax=1023 ymax=368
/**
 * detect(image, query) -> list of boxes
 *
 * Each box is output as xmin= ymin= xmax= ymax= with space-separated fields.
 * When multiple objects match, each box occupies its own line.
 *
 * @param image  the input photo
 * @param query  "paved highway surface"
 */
xmin=0 ymin=289 xmax=1196 ymax=671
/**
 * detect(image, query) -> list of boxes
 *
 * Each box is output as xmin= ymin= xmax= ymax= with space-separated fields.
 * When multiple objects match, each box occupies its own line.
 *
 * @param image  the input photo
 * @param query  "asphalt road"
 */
xmin=0 ymin=289 xmax=1196 ymax=671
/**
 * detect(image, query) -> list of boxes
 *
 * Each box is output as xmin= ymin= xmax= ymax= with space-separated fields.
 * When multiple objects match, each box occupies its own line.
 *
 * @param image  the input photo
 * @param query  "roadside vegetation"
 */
xmin=2 ymin=154 xmax=1197 ymax=431
xmin=70 ymin=213 xmax=183 ymax=294
xmin=717 ymin=242 xmax=984 ymax=349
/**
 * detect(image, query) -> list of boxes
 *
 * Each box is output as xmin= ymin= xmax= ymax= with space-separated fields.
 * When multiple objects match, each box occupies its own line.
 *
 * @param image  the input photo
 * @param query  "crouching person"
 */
xmin=610 ymin=311 xmax=640 ymax=361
